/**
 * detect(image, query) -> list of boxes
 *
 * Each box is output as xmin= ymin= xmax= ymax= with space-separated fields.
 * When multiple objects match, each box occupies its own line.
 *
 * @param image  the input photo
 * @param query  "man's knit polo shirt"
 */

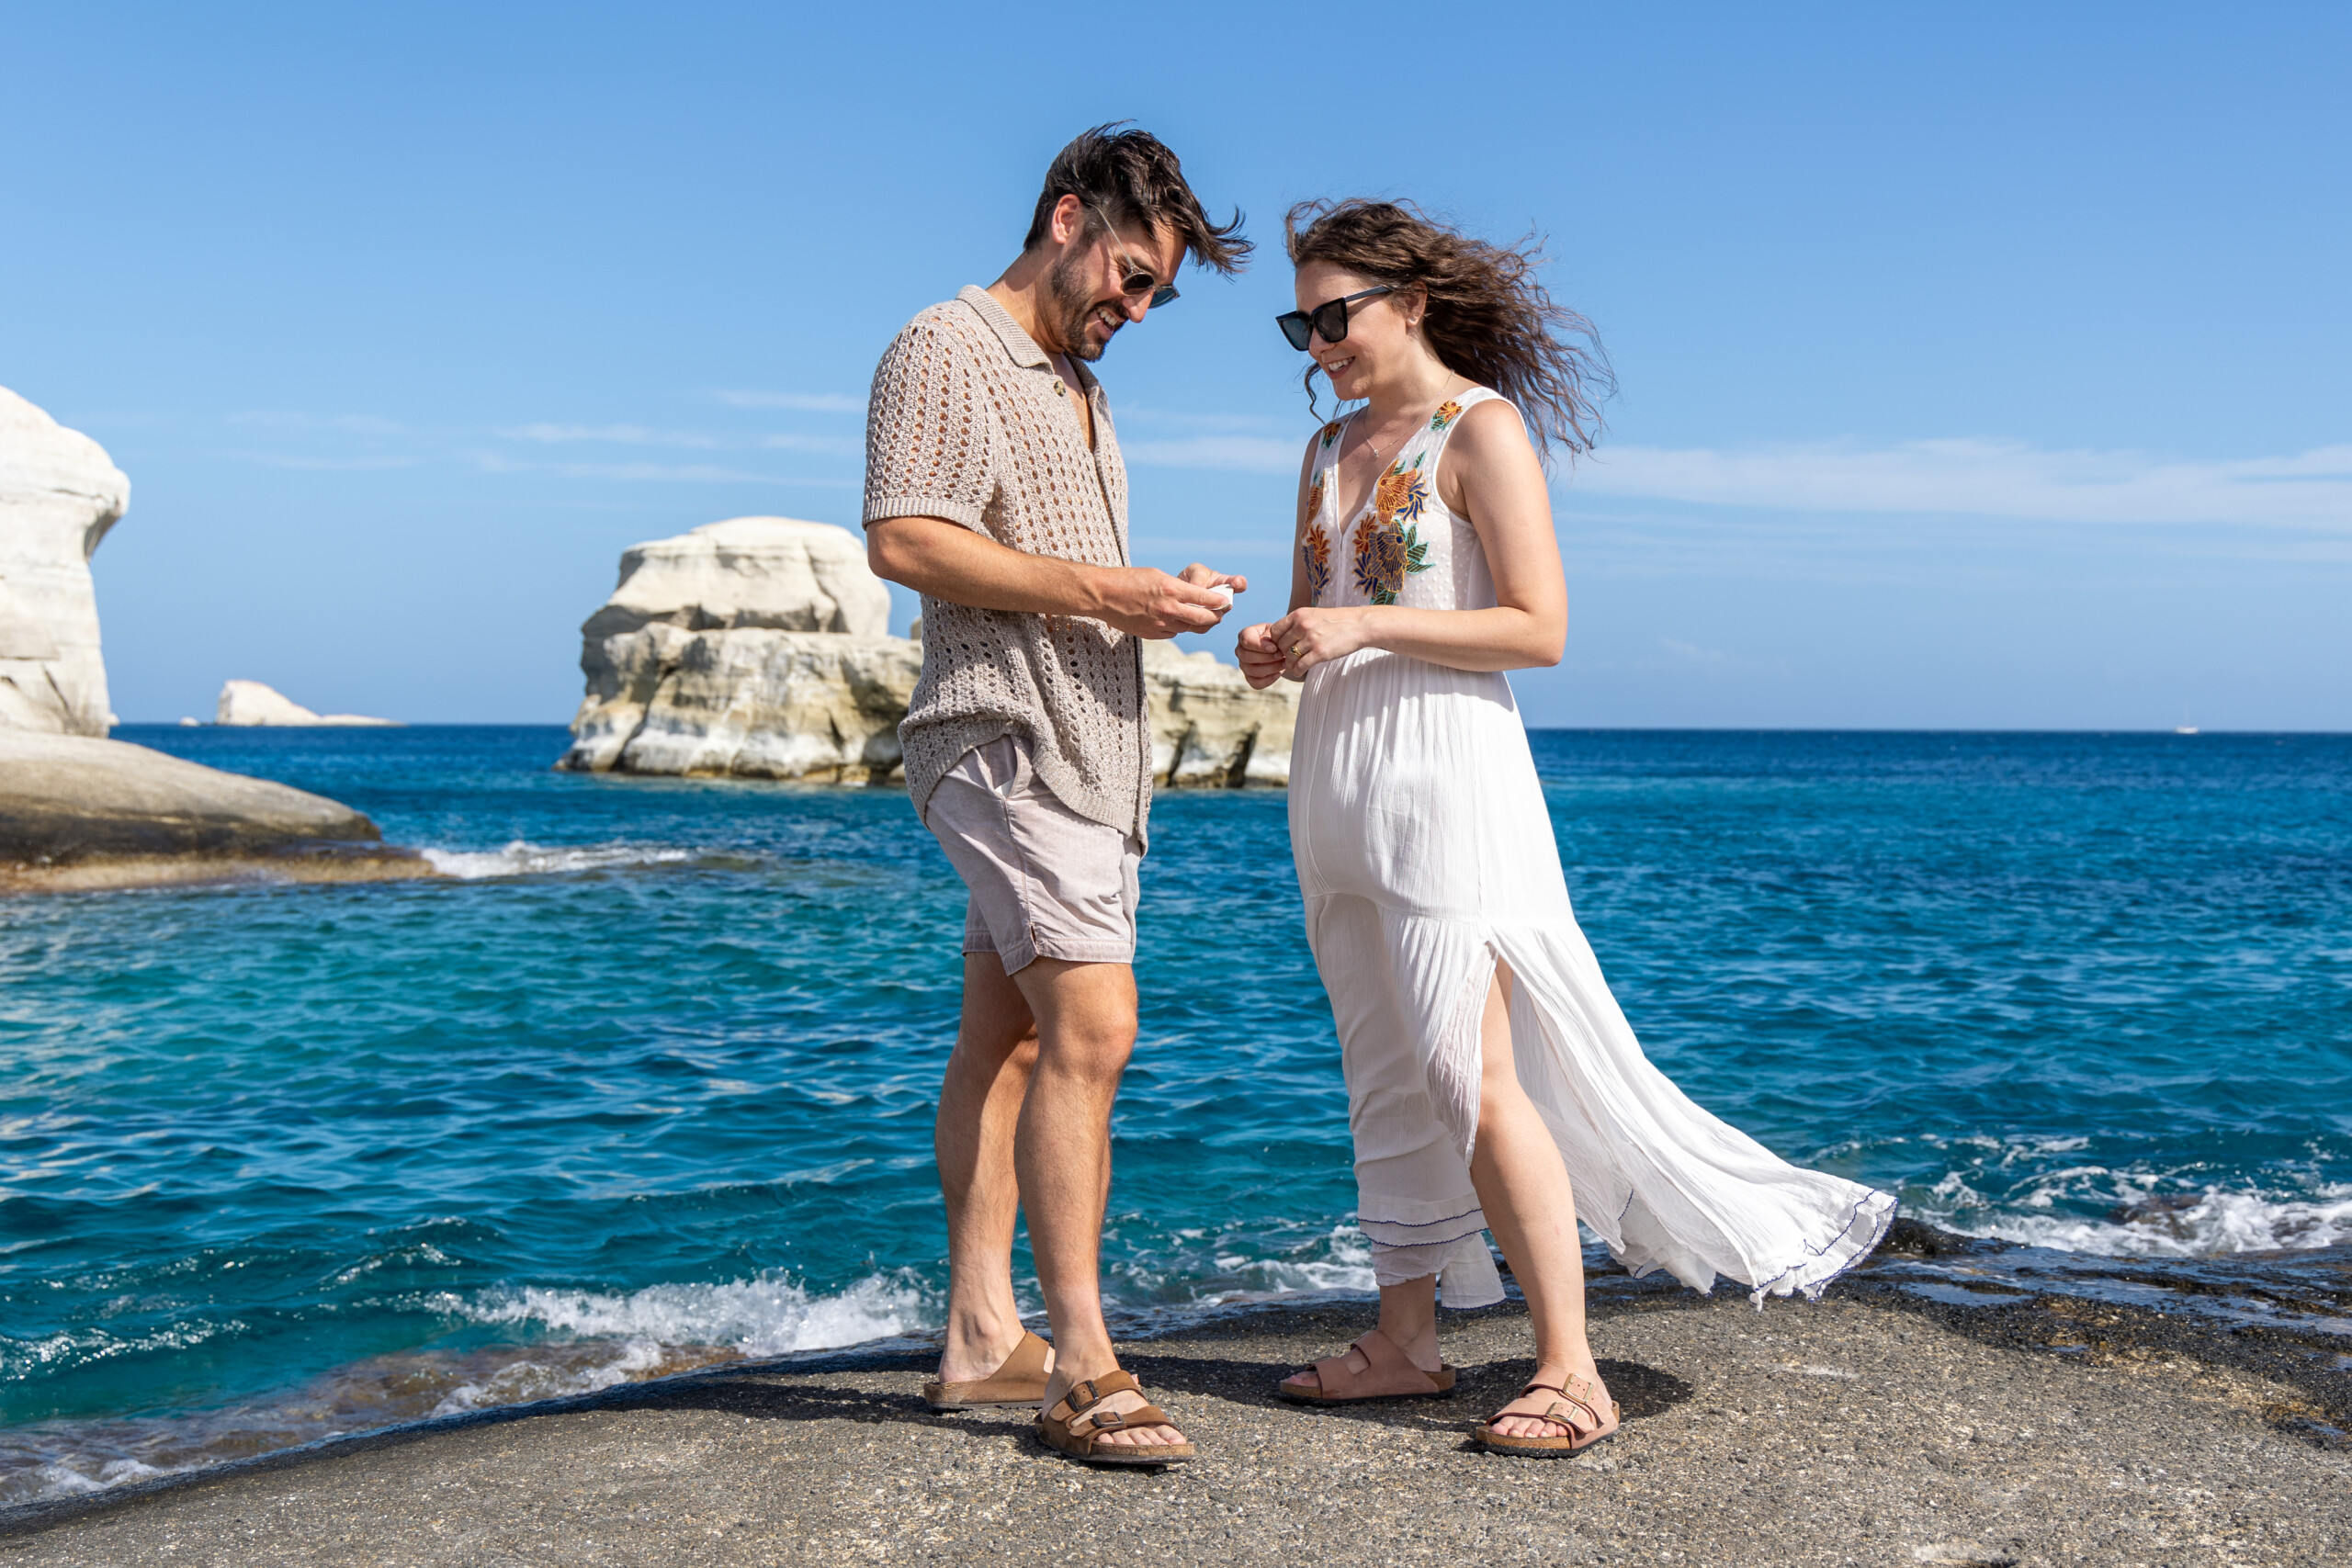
xmin=863 ymin=286 xmax=1153 ymax=843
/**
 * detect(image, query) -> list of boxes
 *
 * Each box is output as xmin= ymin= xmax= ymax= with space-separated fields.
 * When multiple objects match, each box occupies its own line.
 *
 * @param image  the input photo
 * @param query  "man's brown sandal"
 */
xmin=1472 ymin=1373 xmax=1620 ymax=1457
xmin=1036 ymin=1371 xmax=1196 ymax=1466
xmin=922 ymin=1328 xmax=1053 ymax=1410
xmin=1276 ymin=1327 xmax=1458 ymax=1403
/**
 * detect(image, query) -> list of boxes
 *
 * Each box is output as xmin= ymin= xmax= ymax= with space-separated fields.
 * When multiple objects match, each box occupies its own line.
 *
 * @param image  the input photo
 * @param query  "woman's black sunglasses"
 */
xmin=1275 ymin=287 xmax=1395 ymax=351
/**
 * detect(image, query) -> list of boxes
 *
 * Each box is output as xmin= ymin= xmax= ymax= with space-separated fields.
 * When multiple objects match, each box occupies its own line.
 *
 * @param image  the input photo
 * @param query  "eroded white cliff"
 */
xmin=0 ymin=388 xmax=130 ymax=735
xmin=215 ymin=680 xmax=398 ymax=727
xmin=562 ymin=517 xmax=1295 ymax=786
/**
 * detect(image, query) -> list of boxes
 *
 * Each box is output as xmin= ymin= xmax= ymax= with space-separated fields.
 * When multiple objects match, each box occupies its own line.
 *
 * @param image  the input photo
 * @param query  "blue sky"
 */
xmin=4 ymin=2 xmax=2346 ymax=728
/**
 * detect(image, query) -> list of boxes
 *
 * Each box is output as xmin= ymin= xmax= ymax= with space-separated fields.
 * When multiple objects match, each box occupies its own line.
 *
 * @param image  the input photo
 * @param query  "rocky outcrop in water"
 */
xmin=0 ymin=387 xmax=130 ymax=736
xmin=216 ymin=680 xmax=399 ymax=727
xmin=560 ymin=516 xmax=1295 ymax=786
xmin=0 ymin=728 xmax=428 ymax=891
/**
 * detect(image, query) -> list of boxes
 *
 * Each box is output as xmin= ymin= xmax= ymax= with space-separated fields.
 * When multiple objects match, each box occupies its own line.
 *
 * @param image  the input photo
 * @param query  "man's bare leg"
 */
xmin=933 ymin=953 xmax=1048 ymax=1384
xmin=1012 ymin=957 xmax=1185 ymax=1450
xmin=1467 ymin=962 xmax=1613 ymax=1440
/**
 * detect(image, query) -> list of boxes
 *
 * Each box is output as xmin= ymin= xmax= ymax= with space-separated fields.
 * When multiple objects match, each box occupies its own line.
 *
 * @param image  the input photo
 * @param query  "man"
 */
xmin=862 ymin=125 xmax=1250 ymax=1464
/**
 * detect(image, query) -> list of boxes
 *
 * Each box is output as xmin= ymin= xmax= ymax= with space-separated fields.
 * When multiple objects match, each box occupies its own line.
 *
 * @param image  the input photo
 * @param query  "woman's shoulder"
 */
xmin=1442 ymin=389 xmax=1531 ymax=452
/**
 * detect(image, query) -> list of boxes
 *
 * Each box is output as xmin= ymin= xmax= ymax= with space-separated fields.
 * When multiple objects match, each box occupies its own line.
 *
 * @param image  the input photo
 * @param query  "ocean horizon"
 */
xmin=5 ymin=724 xmax=2346 ymax=1505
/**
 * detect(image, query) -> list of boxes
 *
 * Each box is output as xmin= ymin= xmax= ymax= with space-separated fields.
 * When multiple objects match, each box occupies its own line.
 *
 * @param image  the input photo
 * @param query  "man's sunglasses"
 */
xmin=1089 ymin=203 xmax=1179 ymax=309
xmin=1275 ymin=287 xmax=1395 ymax=351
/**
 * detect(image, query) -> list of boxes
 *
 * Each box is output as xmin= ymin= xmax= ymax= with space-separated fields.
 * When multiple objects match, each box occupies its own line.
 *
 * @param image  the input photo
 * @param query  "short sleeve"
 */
xmin=862 ymin=320 xmax=994 ymax=532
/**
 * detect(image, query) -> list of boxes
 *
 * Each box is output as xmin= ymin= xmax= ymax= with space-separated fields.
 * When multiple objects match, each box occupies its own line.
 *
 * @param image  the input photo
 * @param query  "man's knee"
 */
xmin=1038 ymin=1023 xmax=1135 ymax=1084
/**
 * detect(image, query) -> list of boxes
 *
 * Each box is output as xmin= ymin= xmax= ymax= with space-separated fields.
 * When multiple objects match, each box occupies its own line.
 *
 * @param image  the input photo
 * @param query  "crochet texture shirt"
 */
xmin=862 ymin=286 xmax=1152 ymax=842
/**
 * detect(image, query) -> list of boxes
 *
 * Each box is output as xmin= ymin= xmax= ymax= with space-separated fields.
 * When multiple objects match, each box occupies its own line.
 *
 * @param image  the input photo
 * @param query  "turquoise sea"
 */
xmin=5 ymin=726 xmax=2348 ymax=1502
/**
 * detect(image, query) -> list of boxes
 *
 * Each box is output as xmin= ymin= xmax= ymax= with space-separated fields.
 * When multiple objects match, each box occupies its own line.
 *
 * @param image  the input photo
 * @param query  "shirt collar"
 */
xmin=958 ymin=285 xmax=1050 ymax=370
xmin=956 ymin=285 xmax=1103 ymax=398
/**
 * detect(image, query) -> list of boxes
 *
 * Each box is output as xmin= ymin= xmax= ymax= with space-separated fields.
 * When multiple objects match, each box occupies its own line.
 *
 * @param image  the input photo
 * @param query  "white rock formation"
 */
xmin=0 ymin=387 xmax=130 ymax=736
xmin=562 ymin=518 xmax=1296 ymax=786
xmin=585 ymin=516 xmax=890 ymax=642
xmin=215 ymin=680 xmax=399 ymax=728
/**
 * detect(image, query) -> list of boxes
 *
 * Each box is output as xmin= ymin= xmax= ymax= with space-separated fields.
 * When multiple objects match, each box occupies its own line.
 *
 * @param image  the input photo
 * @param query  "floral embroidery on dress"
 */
xmin=1374 ymin=453 xmax=1430 ymax=529
xmin=1347 ymin=453 xmax=1433 ymax=605
xmin=1306 ymin=475 xmax=1325 ymax=520
xmin=1350 ymin=514 xmax=1429 ymax=605
xmin=1318 ymin=421 xmax=1344 ymax=449
xmin=1302 ymin=525 xmax=1332 ymax=604
xmin=1430 ymin=400 xmax=1463 ymax=433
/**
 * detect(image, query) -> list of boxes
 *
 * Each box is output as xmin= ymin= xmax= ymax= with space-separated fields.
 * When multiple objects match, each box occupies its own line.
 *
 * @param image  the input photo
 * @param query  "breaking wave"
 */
xmin=420 ymin=840 xmax=704 ymax=879
xmin=0 ymin=1270 xmax=936 ymax=1508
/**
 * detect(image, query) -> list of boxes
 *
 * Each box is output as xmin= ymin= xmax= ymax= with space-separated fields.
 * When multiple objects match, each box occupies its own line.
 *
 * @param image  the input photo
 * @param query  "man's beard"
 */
xmin=1045 ymin=248 xmax=1116 ymax=363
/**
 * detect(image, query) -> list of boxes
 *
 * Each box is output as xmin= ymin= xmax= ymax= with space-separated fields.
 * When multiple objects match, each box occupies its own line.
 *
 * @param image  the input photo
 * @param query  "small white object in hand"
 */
xmin=1205 ymin=583 xmax=1235 ymax=608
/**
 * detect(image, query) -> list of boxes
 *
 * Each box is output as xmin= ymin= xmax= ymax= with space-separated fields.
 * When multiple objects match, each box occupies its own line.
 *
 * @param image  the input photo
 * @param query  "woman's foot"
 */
xmin=1475 ymin=1369 xmax=1619 ymax=1453
xmin=1277 ymin=1325 xmax=1453 ymax=1401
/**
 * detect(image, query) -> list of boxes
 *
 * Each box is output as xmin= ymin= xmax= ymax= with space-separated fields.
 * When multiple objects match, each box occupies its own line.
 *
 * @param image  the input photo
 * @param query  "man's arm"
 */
xmin=867 ymin=514 xmax=1234 ymax=640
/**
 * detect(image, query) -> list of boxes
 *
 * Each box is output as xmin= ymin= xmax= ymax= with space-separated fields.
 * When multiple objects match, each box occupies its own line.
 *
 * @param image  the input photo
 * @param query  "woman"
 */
xmin=1236 ymin=200 xmax=1893 ymax=1456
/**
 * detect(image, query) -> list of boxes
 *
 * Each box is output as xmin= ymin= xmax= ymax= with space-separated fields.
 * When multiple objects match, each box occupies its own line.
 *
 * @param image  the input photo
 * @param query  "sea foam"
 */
xmin=421 ymin=840 xmax=701 ymax=879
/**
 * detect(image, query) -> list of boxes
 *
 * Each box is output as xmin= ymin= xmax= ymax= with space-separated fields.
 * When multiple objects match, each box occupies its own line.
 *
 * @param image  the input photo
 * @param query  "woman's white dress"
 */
xmin=1290 ymin=388 xmax=1894 ymax=1307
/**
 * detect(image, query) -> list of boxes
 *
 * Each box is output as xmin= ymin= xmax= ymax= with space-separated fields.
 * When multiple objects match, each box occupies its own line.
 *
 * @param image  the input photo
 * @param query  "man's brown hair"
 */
xmin=1023 ymin=123 xmax=1251 ymax=276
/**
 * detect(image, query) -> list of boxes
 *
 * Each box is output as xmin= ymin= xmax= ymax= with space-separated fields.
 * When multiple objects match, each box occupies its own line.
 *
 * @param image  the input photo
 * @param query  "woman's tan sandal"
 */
xmin=1472 ymin=1374 xmax=1620 ymax=1457
xmin=1276 ymin=1327 xmax=1458 ymax=1403
xmin=922 ymin=1329 xmax=1054 ymax=1410
xmin=1035 ymin=1371 xmax=1196 ymax=1466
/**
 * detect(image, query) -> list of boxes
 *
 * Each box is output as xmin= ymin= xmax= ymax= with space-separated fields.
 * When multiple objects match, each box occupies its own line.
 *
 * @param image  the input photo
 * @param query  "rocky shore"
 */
xmin=4 ymin=1263 xmax=2342 ymax=1566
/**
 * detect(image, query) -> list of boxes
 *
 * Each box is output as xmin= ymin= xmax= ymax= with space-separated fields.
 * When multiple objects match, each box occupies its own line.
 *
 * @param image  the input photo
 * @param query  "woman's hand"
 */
xmin=1235 ymin=623 xmax=1288 ymax=689
xmin=1267 ymin=606 xmax=1379 ymax=680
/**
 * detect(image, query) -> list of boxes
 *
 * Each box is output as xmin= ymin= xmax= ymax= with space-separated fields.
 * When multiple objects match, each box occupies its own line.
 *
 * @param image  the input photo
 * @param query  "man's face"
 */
xmin=1043 ymin=209 xmax=1188 ymax=363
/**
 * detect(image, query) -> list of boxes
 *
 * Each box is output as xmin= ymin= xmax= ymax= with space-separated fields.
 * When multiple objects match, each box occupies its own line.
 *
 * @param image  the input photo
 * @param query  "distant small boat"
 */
xmin=2175 ymin=726 xmax=2200 ymax=735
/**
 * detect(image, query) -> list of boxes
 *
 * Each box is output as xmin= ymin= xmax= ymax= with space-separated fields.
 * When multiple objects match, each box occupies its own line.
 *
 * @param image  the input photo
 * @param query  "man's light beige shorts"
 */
xmin=925 ymin=736 xmax=1142 ymax=975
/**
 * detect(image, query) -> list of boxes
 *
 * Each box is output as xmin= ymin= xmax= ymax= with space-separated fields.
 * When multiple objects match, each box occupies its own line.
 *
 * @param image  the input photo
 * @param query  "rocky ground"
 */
xmin=5 ymin=1283 xmax=2344 ymax=1567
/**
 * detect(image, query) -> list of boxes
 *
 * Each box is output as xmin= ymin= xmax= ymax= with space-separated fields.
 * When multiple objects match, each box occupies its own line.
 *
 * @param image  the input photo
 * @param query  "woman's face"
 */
xmin=1294 ymin=261 xmax=1417 ymax=404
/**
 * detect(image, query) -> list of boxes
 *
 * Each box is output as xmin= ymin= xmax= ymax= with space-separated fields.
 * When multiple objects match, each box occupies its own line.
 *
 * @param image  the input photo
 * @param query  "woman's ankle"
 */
xmin=1376 ymin=1318 xmax=1445 ymax=1373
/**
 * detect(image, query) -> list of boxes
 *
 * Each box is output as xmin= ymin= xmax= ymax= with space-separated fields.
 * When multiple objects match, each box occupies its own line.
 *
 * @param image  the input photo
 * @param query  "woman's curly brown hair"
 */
xmin=1286 ymin=198 xmax=1613 ymax=461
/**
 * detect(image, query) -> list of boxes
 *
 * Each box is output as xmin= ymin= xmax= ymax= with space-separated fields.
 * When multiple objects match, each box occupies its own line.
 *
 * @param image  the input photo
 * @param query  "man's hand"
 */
xmin=1235 ymin=622 xmax=1288 ymax=689
xmin=1178 ymin=563 xmax=1248 ymax=596
xmin=1092 ymin=567 xmax=1234 ymax=639
xmin=868 ymin=517 xmax=1244 ymax=640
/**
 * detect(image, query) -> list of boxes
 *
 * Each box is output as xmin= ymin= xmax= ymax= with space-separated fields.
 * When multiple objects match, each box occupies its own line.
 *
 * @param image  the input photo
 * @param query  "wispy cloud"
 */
xmin=226 ymin=411 xmax=412 ymax=436
xmin=1118 ymin=405 xmax=1296 ymax=435
xmin=1123 ymin=435 xmax=1300 ymax=473
xmin=713 ymin=390 xmax=866 ymax=412
xmin=497 ymin=423 xmax=723 ymax=448
xmin=471 ymin=454 xmax=842 ymax=484
xmin=222 ymin=452 xmax=423 ymax=471
xmin=758 ymin=432 xmax=861 ymax=456
xmin=1577 ymin=440 xmax=2352 ymax=529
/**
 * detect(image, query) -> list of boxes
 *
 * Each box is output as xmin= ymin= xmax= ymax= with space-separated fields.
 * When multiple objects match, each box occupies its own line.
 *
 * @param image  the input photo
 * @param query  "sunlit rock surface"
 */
xmin=562 ymin=519 xmax=1295 ymax=785
xmin=0 ymin=387 xmax=130 ymax=736
xmin=1142 ymin=640 xmax=1295 ymax=787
